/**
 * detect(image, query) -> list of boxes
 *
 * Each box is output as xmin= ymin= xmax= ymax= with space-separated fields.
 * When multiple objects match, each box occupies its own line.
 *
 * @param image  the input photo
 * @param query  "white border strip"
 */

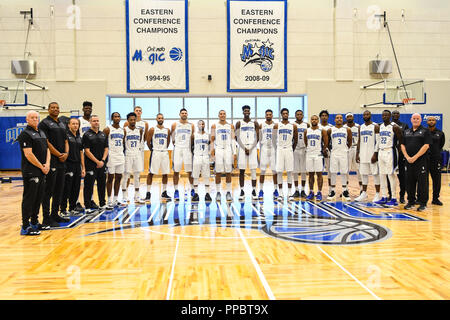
xmin=166 ymin=235 xmax=180 ymax=300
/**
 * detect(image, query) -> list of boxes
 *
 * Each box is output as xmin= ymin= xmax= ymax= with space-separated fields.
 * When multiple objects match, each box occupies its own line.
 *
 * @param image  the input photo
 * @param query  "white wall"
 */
xmin=0 ymin=0 xmax=449 ymax=138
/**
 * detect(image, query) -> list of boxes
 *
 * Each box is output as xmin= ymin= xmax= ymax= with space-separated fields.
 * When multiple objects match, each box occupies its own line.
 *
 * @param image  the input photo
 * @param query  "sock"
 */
xmin=227 ymin=183 xmax=232 ymax=192
xmin=216 ymin=183 xmax=221 ymax=193
xmin=298 ymin=184 xmax=302 ymax=192
xmin=162 ymin=184 xmax=167 ymax=192
xmin=147 ymin=184 xmax=151 ymax=193
xmin=174 ymin=184 xmax=178 ymax=191
xmin=205 ymin=184 xmax=209 ymax=193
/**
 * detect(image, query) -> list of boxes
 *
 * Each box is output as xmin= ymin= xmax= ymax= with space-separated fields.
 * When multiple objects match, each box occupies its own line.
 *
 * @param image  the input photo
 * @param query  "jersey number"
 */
xmin=381 ymin=137 xmax=387 ymax=144
xmin=130 ymin=141 xmax=137 ymax=147
xmin=115 ymin=140 xmax=122 ymax=146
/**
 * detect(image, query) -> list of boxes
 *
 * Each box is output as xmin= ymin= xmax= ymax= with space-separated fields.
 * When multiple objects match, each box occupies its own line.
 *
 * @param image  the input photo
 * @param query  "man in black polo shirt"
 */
xmin=17 ymin=111 xmax=51 ymax=235
xmin=401 ymin=113 xmax=432 ymax=212
xmin=392 ymin=110 xmax=409 ymax=203
xmin=82 ymin=115 xmax=110 ymax=211
xmin=38 ymin=102 xmax=70 ymax=227
xmin=427 ymin=116 xmax=446 ymax=206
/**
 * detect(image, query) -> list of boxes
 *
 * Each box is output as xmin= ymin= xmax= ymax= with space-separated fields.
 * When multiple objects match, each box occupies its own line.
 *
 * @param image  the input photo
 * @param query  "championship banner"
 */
xmin=227 ymin=0 xmax=287 ymax=92
xmin=126 ymin=0 xmax=188 ymax=92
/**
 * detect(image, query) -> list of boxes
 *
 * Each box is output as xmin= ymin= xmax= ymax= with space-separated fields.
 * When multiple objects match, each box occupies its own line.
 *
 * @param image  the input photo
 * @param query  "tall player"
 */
xmin=273 ymin=108 xmax=298 ymax=201
xmin=146 ymin=113 xmax=171 ymax=200
xmin=258 ymin=109 xmax=278 ymax=199
xmin=355 ymin=110 xmax=381 ymax=202
xmin=191 ymin=120 xmax=212 ymax=202
xmin=319 ymin=110 xmax=334 ymax=191
xmin=121 ymin=112 xmax=144 ymax=204
xmin=344 ymin=113 xmax=362 ymax=194
xmin=79 ymin=101 xmax=92 ymax=137
xmin=235 ymin=105 xmax=259 ymax=200
xmin=304 ymin=115 xmax=328 ymax=201
xmin=292 ymin=110 xmax=309 ymax=199
xmin=211 ymin=110 xmax=236 ymax=202
xmin=375 ymin=110 xmax=403 ymax=206
xmin=104 ymin=112 xmax=125 ymax=207
xmin=327 ymin=114 xmax=352 ymax=201
xmin=171 ymin=108 xmax=195 ymax=201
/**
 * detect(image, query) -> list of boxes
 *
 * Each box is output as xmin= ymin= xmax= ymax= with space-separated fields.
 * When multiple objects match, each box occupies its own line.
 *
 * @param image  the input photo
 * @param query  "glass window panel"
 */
xmin=257 ymin=97 xmax=279 ymax=118
xmin=280 ymin=97 xmax=304 ymax=119
xmin=208 ymin=97 xmax=231 ymax=120
xmin=109 ymin=98 xmax=133 ymax=120
xmin=184 ymin=97 xmax=207 ymax=119
xmin=233 ymin=97 xmax=256 ymax=119
xmin=160 ymin=98 xmax=183 ymax=119
xmin=135 ymin=98 xmax=158 ymax=119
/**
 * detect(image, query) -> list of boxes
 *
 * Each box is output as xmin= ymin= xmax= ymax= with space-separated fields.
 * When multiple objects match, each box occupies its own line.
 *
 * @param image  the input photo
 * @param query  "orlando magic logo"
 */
xmin=240 ymin=38 xmax=274 ymax=72
xmin=5 ymin=123 xmax=26 ymax=144
xmin=65 ymin=199 xmax=426 ymax=246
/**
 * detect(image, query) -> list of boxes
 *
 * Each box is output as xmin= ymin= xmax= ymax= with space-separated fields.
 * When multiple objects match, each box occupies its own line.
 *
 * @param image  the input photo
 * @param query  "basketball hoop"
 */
xmin=0 ymin=100 xmax=6 ymax=107
xmin=402 ymin=97 xmax=416 ymax=105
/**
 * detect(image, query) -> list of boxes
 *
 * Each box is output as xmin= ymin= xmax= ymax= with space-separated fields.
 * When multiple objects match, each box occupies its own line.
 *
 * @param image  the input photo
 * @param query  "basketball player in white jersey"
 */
xmin=355 ymin=110 xmax=381 ymax=202
xmin=375 ymin=110 xmax=403 ymax=206
xmin=304 ymin=115 xmax=328 ymax=201
xmin=273 ymin=108 xmax=298 ymax=200
xmin=146 ymin=113 xmax=171 ymax=200
xmin=235 ymin=105 xmax=259 ymax=200
xmin=327 ymin=114 xmax=352 ymax=201
xmin=121 ymin=112 xmax=144 ymax=203
xmin=124 ymin=106 xmax=149 ymax=200
xmin=258 ymin=109 xmax=278 ymax=199
xmin=171 ymin=108 xmax=195 ymax=201
xmin=292 ymin=110 xmax=309 ymax=199
xmin=344 ymin=113 xmax=362 ymax=195
xmin=104 ymin=112 xmax=126 ymax=208
xmin=79 ymin=101 xmax=92 ymax=137
xmin=319 ymin=110 xmax=334 ymax=191
xmin=191 ymin=120 xmax=212 ymax=202
xmin=211 ymin=110 xmax=236 ymax=202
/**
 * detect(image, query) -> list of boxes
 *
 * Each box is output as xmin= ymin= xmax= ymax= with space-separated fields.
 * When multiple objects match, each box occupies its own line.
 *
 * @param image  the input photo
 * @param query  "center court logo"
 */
xmin=240 ymin=38 xmax=274 ymax=72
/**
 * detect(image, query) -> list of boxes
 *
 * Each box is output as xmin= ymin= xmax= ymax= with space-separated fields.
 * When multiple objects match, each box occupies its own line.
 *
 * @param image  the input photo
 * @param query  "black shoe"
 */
xmin=90 ymin=201 xmax=99 ymax=210
xmin=51 ymin=214 xmax=70 ymax=223
xmin=417 ymin=205 xmax=426 ymax=212
xmin=289 ymin=190 xmax=300 ymax=199
xmin=239 ymin=190 xmax=245 ymax=200
xmin=300 ymin=191 xmax=307 ymax=198
xmin=75 ymin=202 xmax=85 ymax=212
xmin=432 ymin=199 xmax=443 ymax=206
xmin=399 ymin=197 xmax=405 ymax=204
xmin=44 ymin=217 xmax=60 ymax=228
xmin=404 ymin=203 xmax=415 ymax=210
xmin=205 ymin=193 xmax=212 ymax=202
xmin=37 ymin=223 xmax=50 ymax=230
xmin=144 ymin=192 xmax=151 ymax=201
xmin=251 ymin=189 xmax=258 ymax=200
xmin=342 ymin=190 xmax=351 ymax=201
xmin=161 ymin=191 xmax=171 ymax=200
xmin=192 ymin=193 xmax=199 ymax=202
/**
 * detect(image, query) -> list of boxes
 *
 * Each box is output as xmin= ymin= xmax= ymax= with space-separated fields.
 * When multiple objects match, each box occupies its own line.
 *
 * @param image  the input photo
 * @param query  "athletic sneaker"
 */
xmin=60 ymin=211 xmax=71 ymax=217
xmin=342 ymin=190 xmax=351 ymax=201
xmin=192 ymin=193 xmax=199 ymax=202
xmin=91 ymin=201 xmax=99 ymax=210
xmin=315 ymin=192 xmax=323 ymax=201
xmin=43 ymin=217 xmax=59 ymax=228
xmin=144 ymin=192 xmax=151 ymax=201
xmin=252 ymin=190 xmax=258 ymax=200
xmin=354 ymin=191 xmax=368 ymax=202
xmin=75 ymin=202 xmax=84 ymax=213
xmin=205 ymin=193 xmax=212 ymax=202
xmin=277 ymin=191 xmax=284 ymax=201
xmin=417 ymin=205 xmax=426 ymax=212
xmin=100 ymin=204 xmax=114 ymax=211
xmin=36 ymin=223 xmax=50 ymax=230
xmin=52 ymin=214 xmax=70 ymax=223
xmin=273 ymin=189 xmax=279 ymax=198
xmin=327 ymin=190 xmax=336 ymax=201
xmin=289 ymin=190 xmax=300 ymax=200
xmin=239 ymin=190 xmax=245 ymax=200
xmin=306 ymin=191 xmax=315 ymax=200
xmin=226 ymin=192 xmax=232 ymax=202
xmin=173 ymin=190 xmax=180 ymax=201
xmin=30 ymin=223 xmax=42 ymax=235
xmin=216 ymin=192 xmax=222 ymax=202
xmin=385 ymin=198 xmax=398 ymax=207
xmin=258 ymin=190 xmax=264 ymax=199
xmin=374 ymin=197 xmax=388 ymax=205
xmin=20 ymin=225 xmax=40 ymax=236
xmin=161 ymin=191 xmax=171 ymax=200
xmin=134 ymin=196 xmax=145 ymax=204
xmin=300 ymin=190 xmax=308 ymax=198
xmin=372 ymin=193 xmax=381 ymax=203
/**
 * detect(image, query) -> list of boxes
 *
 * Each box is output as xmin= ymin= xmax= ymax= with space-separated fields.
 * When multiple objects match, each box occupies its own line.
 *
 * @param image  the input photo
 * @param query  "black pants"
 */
xmin=83 ymin=166 xmax=106 ymax=208
xmin=397 ymin=155 xmax=407 ymax=199
xmin=429 ymin=158 xmax=442 ymax=201
xmin=406 ymin=157 xmax=429 ymax=206
xmin=22 ymin=175 xmax=45 ymax=227
xmin=42 ymin=165 xmax=65 ymax=219
xmin=61 ymin=161 xmax=81 ymax=212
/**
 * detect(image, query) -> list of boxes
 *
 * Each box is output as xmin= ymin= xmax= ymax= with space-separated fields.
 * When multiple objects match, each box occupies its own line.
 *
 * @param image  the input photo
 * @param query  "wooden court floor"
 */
xmin=0 ymin=174 xmax=449 ymax=300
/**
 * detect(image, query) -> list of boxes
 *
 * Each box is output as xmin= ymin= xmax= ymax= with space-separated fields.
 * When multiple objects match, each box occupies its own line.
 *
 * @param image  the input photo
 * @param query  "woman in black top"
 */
xmin=60 ymin=118 xmax=85 ymax=215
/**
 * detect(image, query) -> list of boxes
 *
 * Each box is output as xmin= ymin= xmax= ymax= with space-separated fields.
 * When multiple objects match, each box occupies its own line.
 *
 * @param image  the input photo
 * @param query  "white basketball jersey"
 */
xmin=174 ymin=122 xmax=192 ymax=148
xmin=124 ymin=126 xmax=141 ymax=156
xmin=152 ymin=127 xmax=169 ymax=151
xmin=214 ymin=122 xmax=232 ymax=149
xmin=344 ymin=123 xmax=359 ymax=148
xmin=330 ymin=126 xmax=349 ymax=153
xmin=193 ymin=132 xmax=209 ymax=156
xmin=108 ymin=125 xmax=125 ymax=159
xmin=295 ymin=122 xmax=308 ymax=149
xmin=379 ymin=122 xmax=396 ymax=150
xmin=319 ymin=123 xmax=333 ymax=131
xmin=260 ymin=122 xmax=275 ymax=148
xmin=278 ymin=122 xmax=294 ymax=149
xmin=359 ymin=123 xmax=376 ymax=163
xmin=136 ymin=120 xmax=146 ymax=148
xmin=79 ymin=117 xmax=91 ymax=137
xmin=306 ymin=128 xmax=322 ymax=156
xmin=239 ymin=120 xmax=256 ymax=147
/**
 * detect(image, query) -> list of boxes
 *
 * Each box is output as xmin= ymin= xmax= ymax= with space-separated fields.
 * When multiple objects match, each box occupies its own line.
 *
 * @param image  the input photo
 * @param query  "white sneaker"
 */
xmin=372 ymin=193 xmax=381 ymax=202
xmin=355 ymin=191 xmax=368 ymax=202
xmin=135 ymin=196 xmax=145 ymax=204
xmin=277 ymin=191 xmax=284 ymax=201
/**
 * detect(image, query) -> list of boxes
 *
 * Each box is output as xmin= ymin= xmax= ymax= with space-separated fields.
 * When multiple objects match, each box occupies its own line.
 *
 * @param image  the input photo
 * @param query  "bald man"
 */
xmin=17 ymin=111 xmax=51 ymax=235
xmin=401 ymin=113 xmax=432 ymax=212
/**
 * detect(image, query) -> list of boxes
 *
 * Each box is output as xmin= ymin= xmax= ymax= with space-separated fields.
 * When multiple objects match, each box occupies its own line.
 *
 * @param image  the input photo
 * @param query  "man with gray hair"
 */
xmin=401 ymin=113 xmax=432 ymax=212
